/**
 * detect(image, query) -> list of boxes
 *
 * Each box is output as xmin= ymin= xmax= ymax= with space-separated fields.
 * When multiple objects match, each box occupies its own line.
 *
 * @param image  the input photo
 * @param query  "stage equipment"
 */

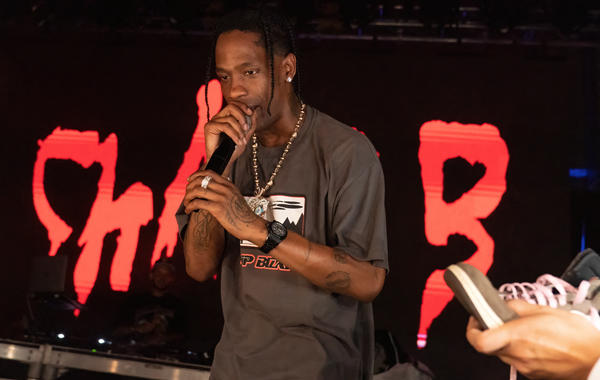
xmin=0 ymin=339 xmax=210 ymax=380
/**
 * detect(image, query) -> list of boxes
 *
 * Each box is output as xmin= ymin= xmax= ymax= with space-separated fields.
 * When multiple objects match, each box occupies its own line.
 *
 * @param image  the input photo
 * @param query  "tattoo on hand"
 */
xmin=325 ymin=271 xmax=351 ymax=292
xmin=333 ymin=249 xmax=348 ymax=264
xmin=227 ymin=196 xmax=256 ymax=227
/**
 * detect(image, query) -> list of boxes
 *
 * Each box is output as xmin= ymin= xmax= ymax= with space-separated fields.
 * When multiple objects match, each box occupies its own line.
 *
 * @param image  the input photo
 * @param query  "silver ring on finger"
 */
xmin=201 ymin=175 xmax=213 ymax=190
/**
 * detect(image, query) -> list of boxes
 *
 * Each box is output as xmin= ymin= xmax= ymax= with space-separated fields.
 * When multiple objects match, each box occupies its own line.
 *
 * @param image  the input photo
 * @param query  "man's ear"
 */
xmin=281 ymin=52 xmax=297 ymax=83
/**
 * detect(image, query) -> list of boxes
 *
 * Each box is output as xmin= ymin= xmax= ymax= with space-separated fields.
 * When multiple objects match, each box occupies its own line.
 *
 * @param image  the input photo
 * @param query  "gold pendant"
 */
xmin=246 ymin=196 xmax=269 ymax=219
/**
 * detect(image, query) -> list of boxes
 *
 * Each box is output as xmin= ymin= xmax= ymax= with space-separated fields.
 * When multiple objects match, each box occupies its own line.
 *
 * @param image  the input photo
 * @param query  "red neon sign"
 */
xmin=416 ymin=120 xmax=509 ymax=348
xmin=32 ymin=80 xmax=222 ymax=306
xmin=150 ymin=80 xmax=222 ymax=266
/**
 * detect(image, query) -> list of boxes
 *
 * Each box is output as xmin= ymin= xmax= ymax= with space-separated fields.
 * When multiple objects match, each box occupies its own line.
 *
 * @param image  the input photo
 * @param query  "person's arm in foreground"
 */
xmin=466 ymin=299 xmax=600 ymax=380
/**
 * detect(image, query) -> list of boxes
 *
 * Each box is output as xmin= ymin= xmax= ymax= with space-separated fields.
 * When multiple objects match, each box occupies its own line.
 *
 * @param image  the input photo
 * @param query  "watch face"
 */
xmin=271 ymin=221 xmax=287 ymax=237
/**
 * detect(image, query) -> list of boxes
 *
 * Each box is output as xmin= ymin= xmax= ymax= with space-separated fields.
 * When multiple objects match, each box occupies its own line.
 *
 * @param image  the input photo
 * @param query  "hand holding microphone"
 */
xmin=203 ymin=103 xmax=255 ymax=175
xmin=183 ymin=103 xmax=264 ymax=242
xmin=206 ymin=113 xmax=252 ymax=175
xmin=183 ymin=103 xmax=256 ymax=215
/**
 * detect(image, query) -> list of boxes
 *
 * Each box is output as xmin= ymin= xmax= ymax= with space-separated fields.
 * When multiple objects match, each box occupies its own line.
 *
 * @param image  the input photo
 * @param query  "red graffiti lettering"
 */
xmin=32 ymin=80 xmax=223 ymax=307
xmin=150 ymin=80 xmax=222 ymax=265
xmin=33 ymin=129 xmax=153 ymax=305
xmin=416 ymin=120 xmax=509 ymax=348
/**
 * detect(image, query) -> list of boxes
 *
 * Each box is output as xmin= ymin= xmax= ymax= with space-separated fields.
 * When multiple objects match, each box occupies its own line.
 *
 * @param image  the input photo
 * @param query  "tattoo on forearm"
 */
xmin=304 ymin=241 xmax=313 ymax=263
xmin=325 ymin=271 xmax=351 ymax=292
xmin=193 ymin=210 xmax=215 ymax=248
xmin=227 ymin=197 xmax=256 ymax=228
xmin=333 ymin=249 xmax=348 ymax=264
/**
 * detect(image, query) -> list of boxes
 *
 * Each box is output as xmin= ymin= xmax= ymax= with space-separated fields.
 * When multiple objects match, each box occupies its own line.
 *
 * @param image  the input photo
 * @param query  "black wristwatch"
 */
xmin=260 ymin=221 xmax=288 ymax=253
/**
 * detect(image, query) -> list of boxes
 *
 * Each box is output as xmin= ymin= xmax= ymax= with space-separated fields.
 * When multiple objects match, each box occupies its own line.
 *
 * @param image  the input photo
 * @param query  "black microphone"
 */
xmin=205 ymin=135 xmax=235 ymax=175
xmin=190 ymin=115 xmax=250 ymax=214
xmin=205 ymin=115 xmax=251 ymax=174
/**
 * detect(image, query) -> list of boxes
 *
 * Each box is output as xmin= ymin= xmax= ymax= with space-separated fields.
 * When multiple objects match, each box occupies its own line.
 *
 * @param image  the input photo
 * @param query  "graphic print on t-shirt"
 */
xmin=241 ymin=195 xmax=305 ymax=247
xmin=240 ymin=195 xmax=305 ymax=271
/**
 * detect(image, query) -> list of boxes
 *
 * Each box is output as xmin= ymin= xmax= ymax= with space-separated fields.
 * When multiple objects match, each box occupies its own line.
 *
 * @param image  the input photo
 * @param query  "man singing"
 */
xmin=177 ymin=7 xmax=388 ymax=380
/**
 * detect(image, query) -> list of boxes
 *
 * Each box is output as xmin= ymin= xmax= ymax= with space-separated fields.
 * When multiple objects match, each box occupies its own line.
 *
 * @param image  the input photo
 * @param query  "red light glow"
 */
xmin=150 ymin=80 xmax=222 ymax=266
xmin=416 ymin=120 xmax=509 ymax=348
xmin=32 ymin=80 xmax=223 ymax=306
xmin=33 ymin=129 xmax=153 ymax=305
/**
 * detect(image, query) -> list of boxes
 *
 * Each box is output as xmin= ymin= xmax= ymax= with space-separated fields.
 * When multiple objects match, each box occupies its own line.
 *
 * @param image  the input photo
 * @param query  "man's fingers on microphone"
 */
xmin=212 ymin=115 xmax=248 ymax=136
xmin=186 ymin=183 xmax=229 ymax=202
xmin=209 ymin=121 xmax=246 ymax=145
xmin=184 ymin=199 xmax=211 ymax=215
xmin=184 ymin=190 xmax=227 ymax=212
xmin=187 ymin=169 xmax=211 ymax=182
xmin=224 ymin=101 xmax=253 ymax=116
xmin=183 ymin=186 xmax=211 ymax=203
xmin=186 ymin=172 xmax=231 ymax=193
xmin=218 ymin=106 xmax=249 ymax=131
xmin=193 ymin=170 xmax=231 ymax=185
xmin=207 ymin=181 xmax=236 ymax=197
xmin=187 ymin=168 xmax=224 ymax=184
xmin=187 ymin=170 xmax=202 ymax=182
xmin=205 ymin=117 xmax=245 ymax=142
xmin=215 ymin=104 xmax=251 ymax=133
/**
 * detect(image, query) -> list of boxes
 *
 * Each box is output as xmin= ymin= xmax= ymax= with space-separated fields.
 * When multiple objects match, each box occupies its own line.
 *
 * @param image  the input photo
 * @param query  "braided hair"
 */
xmin=204 ymin=8 xmax=301 ymax=120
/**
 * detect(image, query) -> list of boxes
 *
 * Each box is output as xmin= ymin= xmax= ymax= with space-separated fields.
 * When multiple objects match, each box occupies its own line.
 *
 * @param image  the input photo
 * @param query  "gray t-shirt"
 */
xmin=177 ymin=105 xmax=388 ymax=380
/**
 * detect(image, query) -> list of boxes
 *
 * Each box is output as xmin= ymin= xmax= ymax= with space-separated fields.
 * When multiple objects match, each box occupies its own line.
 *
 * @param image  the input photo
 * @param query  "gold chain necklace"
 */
xmin=246 ymin=103 xmax=305 ymax=217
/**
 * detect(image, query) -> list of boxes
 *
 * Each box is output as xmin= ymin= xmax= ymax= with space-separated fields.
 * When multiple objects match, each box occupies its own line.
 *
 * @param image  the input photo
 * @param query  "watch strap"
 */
xmin=260 ymin=221 xmax=287 ymax=253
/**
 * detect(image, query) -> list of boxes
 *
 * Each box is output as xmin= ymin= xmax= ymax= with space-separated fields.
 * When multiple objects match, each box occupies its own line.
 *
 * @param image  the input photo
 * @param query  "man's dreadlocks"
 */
xmin=204 ymin=8 xmax=301 ymax=120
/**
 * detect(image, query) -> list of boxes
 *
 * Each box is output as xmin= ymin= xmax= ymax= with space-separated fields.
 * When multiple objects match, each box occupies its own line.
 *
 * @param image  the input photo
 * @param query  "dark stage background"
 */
xmin=1 ymin=30 xmax=599 ymax=379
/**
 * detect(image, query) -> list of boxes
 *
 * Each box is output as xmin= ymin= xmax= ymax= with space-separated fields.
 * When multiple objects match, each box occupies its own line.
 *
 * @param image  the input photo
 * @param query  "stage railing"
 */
xmin=0 ymin=339 xmax=210 ymax=380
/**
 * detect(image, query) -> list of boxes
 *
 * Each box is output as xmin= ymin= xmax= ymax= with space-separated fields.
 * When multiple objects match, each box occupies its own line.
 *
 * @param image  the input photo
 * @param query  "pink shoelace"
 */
xmin=498 ymin=275 xmax=600 ymax=380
